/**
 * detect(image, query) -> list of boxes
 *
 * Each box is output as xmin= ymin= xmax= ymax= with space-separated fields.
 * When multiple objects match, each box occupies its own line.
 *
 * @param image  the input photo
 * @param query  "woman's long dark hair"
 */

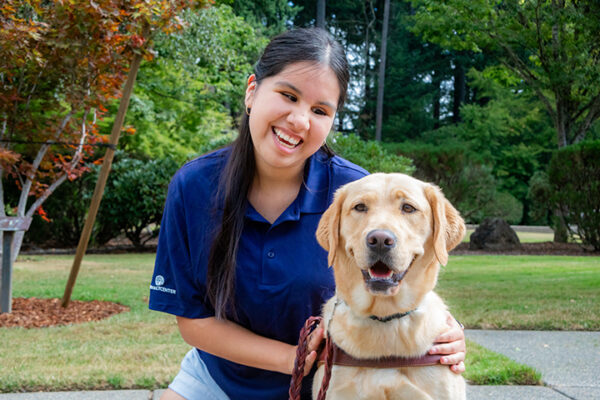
xmin=206 ymin=27 xmax=350 ymax=320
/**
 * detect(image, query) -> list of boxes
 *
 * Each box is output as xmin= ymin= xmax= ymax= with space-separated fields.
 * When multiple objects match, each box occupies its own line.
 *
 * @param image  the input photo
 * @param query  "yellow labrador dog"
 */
xmin=313 ymin=173 xmax=466 ymax=400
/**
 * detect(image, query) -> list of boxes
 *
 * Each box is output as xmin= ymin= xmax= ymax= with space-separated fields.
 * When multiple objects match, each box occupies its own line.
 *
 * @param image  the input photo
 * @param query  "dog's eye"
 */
xmin=353 ymin=203 xmax=368 ymax=212
xmin=402 ymin=204 xmax=417 ymax=213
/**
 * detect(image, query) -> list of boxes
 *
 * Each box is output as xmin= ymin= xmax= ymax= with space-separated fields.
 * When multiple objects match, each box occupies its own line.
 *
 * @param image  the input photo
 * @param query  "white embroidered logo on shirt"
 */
xmin=150 ymin=275 xmax=176 ymax=294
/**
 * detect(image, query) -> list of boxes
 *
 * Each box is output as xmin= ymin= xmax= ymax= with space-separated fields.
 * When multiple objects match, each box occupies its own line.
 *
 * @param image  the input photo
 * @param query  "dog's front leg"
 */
xmin=384 ymin=376 xmax=434 ymax=400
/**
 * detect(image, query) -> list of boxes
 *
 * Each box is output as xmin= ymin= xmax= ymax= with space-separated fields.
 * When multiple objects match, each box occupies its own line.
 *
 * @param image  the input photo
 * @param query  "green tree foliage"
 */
xmin=453 ymin=68 xmax=555 ymax=211
xmin=292 ymin=1 xmax=492 ymax=141
xmin=380 ymin=3 xmax=444 ymax=140
xmin=330 ymin=132 xmax=414 ymax=174
xmin=1 ymin=0 xmax=208 ymax=261
xmin=387 ymin=65 xmax=556 ymax=224
xmin=120 ymin=5 xmax=267 ymax=162
xmin=548 ymin=141 xmax=600 ymax=250
xmin=221 ymin=0 xmax=298 ymax=35
xmin=387 ymin=140 xmax=522 ymax=224
xmin=408 ymin=0 xmax=600 ymax=148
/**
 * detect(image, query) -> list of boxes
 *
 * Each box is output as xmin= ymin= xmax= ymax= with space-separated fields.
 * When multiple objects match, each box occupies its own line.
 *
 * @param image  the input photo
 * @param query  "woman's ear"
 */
xmin=316 ymin=187 xmax=347 ymax=267
xmin=244 ymin=74 xmax=257 ymax=110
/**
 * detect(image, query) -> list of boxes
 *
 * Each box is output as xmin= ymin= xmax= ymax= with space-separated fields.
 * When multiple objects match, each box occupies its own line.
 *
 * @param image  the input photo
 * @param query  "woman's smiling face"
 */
xmin=245 ymin=61 xmax=340 ymax=176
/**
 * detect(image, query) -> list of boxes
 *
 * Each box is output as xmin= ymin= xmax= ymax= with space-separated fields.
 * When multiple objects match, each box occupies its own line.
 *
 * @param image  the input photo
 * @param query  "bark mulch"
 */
xmin=0 ymin=297 xmax=129 ymax=329
xmin=451 ymin=241 xmax=598 ymax=256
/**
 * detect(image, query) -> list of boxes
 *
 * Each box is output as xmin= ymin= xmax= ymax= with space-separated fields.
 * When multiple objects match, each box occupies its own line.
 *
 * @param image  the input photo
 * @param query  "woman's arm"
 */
xmin=176 ymin=316 xmax=323 ymax=376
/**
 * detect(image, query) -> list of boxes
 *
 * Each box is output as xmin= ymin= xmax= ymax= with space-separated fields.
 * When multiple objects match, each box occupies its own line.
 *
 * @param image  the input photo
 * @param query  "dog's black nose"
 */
xmin=366 ymin=229 xmax=396 ymax=252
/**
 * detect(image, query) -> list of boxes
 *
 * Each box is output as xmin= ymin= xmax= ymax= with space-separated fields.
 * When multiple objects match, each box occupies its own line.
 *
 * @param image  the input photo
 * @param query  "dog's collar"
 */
xmin=369 ymin=309 xmax=415 ymax=323
xmin=334 ymin=298 xmax=417 ymax=324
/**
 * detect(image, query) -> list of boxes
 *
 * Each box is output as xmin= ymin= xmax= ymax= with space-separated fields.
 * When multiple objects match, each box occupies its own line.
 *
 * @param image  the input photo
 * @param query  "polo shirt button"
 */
xmin=267 ymin=250 xmax=275 ymax=258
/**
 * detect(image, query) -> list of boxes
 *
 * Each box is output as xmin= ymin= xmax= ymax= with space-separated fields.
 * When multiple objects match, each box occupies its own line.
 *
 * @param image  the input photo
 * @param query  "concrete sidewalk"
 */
xmin=1 ymin=330 xmax=598 ymax=400
xmin=467 ymin=329 xmax=600 ymax=399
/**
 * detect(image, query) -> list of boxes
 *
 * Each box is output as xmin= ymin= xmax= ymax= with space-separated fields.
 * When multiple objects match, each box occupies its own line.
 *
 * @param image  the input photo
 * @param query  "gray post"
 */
xmin=375 ymin=0 xmax=391 ymax=141
xmin=317 ymin=0 xmax=326 ymax=28
xmin=0 ymin=217 xmax=32 ymax=313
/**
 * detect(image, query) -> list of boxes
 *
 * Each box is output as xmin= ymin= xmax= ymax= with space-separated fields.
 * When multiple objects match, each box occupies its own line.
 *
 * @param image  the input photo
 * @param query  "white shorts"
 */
xmin=168 ymin=349 xmax=230 ymax=400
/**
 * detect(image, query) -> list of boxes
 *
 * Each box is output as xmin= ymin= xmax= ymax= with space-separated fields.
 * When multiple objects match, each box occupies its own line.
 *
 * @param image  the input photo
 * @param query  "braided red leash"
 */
xmin=289 ymin=316 xmax=323 ymax=400
xmin=315 ymin=334 xmax=334 ymax=400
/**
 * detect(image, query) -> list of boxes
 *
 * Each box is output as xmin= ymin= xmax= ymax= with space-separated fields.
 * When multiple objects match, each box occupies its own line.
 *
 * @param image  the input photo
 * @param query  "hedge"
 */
xmin=548 ymin=140 xmax=600 ymax=250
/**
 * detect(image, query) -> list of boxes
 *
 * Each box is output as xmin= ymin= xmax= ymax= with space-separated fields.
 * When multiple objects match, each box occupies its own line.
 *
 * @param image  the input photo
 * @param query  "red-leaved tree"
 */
xmin=0 ymin=0 xmax=210 ymax=262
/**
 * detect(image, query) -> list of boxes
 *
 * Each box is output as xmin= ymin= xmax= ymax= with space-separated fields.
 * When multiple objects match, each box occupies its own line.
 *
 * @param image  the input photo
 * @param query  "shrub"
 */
xmin=96 ymin=154 xmax=179 ymax=249
xmin=387 ymin=140 xmax=523 ymax=224
xmin=24 ymin=153 xmax=179 ymax=249
xmin=329 ymin=132 xmax=415 ymax=174
xmin=548 ymin=141 xmax=600 ymax=250
xmin=24 ymin=174 xmax=95 ymax=248
xmin=486 ymin=191 xmax=523 ymax=225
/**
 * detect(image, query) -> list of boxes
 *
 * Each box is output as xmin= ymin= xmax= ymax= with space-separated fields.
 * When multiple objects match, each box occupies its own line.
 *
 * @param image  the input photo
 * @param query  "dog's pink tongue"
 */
xmin=370 ymin=261 xmax=393 ymax=278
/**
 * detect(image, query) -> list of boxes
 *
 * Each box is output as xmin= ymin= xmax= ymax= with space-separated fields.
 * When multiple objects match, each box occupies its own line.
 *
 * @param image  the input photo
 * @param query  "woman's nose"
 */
xmin=287 ymin=108 xmax=310 ymax=132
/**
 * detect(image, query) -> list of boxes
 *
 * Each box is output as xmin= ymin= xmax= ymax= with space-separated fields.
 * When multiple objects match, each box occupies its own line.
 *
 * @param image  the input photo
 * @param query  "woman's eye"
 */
xmin=402 ymin=204 xmax=417 ymax=213
xmin=353 ymin=203 xmax=367 ymax=212
xmin=313 ymin=108 xmax=328 ymax=116
xmin=282 ymin=92 xmax=297 ymax=102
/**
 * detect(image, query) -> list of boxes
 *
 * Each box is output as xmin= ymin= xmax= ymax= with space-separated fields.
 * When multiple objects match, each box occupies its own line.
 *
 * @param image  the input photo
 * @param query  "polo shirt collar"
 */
xmin=297 ymin=150 xmax=330 ymax=214
xmin=243 ymin=150 xmax=331 ymax=224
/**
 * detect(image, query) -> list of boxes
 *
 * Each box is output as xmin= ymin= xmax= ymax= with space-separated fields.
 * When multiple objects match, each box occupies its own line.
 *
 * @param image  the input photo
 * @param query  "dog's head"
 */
xmin=317 ymin=173 xmax=465 ymax=314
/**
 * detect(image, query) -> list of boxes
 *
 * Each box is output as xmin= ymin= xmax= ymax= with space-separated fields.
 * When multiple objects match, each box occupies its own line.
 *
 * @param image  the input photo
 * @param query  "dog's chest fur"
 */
xmin=313 ymin=292 xmax=466 ymax=400
xmin=323 ymin=292 xmax=447 ymax=359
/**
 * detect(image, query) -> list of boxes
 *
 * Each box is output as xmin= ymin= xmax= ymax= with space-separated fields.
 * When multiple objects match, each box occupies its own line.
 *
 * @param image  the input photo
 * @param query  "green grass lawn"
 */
xmin=439 ymin=255 xmax=600 ymax=331
xmin=0 ymin=254 xmax=184 ymax=392
xmin=1 ymin=253 xmax=597 ymax=391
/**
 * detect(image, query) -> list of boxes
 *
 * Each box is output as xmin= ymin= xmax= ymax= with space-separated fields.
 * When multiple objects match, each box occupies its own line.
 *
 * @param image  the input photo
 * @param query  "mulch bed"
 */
xmin=0 ymin=297 xmax=129 ymax=329
xmin=451 ymin=241 xmax=598 ymax=256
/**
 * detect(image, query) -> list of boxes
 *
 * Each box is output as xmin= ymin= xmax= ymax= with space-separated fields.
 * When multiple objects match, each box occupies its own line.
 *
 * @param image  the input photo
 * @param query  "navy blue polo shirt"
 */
xmin=149 ymin=147 xmax=367 ymax=399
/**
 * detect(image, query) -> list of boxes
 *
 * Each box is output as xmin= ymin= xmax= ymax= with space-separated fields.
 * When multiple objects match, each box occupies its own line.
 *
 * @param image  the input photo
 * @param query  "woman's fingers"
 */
xmin=429 ymin=339 xmax=466 ymax=356
xmin=296 ymin=325 xmax=324 ymax=376
xmin=450 ymin=361 xmax=465 ymax=374
xmin=308 ymin=326 xmax=324 ymax=352
xmin=304 ymin=350 xmax=318 ymax=376
xmin=438 ymin=351 xmax=466 ymax=366
xmin=428 ymin=312 xmax=467 ymax=374
xmin=435 ymin=315 xmax=464 ymax=344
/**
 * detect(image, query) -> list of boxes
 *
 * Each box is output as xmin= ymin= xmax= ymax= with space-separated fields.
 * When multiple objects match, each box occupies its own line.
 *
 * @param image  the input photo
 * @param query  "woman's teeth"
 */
xmin=273 ymin=128 xmax=300 ymax=149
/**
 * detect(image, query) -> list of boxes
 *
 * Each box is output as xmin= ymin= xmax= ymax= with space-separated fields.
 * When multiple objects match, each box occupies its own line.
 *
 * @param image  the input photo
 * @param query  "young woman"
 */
xmin=149 ymin=27 xmax=466 ymax=400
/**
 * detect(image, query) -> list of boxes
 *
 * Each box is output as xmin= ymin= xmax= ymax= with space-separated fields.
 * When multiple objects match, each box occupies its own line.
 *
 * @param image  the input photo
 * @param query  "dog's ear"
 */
xmin=316 ymin=187 xmax=347 ymax=267
xmin=425 ymin=185 xmax=466 ymax=266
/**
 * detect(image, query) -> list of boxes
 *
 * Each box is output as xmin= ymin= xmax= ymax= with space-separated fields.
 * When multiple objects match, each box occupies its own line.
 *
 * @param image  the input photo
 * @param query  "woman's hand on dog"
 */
xmin=290 ymin=325 xmax=325 ymax=376
xmin=429 ymin=313 xmax=466 ymax=374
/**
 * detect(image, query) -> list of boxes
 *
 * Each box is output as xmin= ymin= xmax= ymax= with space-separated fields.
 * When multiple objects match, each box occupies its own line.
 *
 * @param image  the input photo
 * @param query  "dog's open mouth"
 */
xmin=361 ymin=257 xmax=416 ymax=293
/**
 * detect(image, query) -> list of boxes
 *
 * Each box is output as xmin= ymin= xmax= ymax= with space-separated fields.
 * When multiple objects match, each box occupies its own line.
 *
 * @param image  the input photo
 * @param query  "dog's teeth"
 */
xmin=368 ymin=264 xmax=394 ymax=279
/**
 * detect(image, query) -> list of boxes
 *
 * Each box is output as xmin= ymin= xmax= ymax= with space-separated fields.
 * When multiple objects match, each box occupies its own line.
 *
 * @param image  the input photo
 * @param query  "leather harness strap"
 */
xmin=318 ymin=338 xmax=442 ymax=368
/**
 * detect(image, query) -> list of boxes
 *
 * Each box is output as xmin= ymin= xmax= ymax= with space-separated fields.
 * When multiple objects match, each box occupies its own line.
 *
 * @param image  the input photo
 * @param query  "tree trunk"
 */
xmin=317 ymin=0 xmax=326 ymax=29
xmin=375 ymin=0 xmax=390 ymax=141
xmin=556 ymin=107 xmax=568 ymax=148
xmin=453 ymin=59 xmax=466 ymax=123
xmin=553 ymin=213 xmax=569 ymax=243
xmin=432 ymin=69 xmax=442 ymax=129
xmin=62 ymin=51 xmax=143 ymax=307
